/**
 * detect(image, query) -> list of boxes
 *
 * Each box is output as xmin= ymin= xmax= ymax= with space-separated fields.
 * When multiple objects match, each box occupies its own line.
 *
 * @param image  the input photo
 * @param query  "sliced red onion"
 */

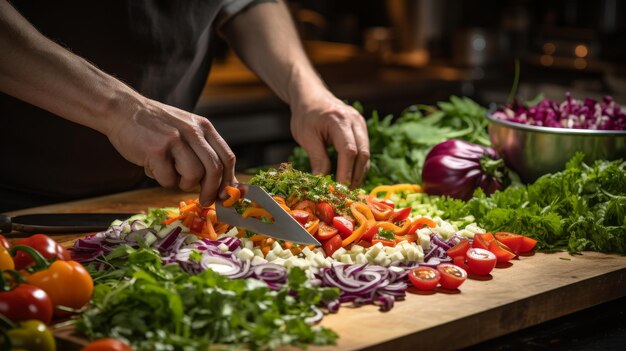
xmin=304 ymin=305 xmax=324 ymax=324
xmin=157 ymin=227 xmax=182 ymax=252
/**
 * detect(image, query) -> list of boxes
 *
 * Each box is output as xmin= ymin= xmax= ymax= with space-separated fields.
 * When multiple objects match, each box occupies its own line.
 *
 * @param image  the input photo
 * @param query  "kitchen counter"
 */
xmin=6 ymin=187 xmax=626 ymax=350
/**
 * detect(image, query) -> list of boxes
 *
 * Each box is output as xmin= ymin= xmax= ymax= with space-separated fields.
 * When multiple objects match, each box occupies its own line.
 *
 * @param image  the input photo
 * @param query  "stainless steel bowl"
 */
xmin=486 ymin=114 xmax=626 ymax=183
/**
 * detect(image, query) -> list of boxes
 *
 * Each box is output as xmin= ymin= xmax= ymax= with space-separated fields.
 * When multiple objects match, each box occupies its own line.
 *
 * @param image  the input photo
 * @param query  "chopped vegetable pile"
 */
xmin=492 ymin=93 xmax=626 ymax=130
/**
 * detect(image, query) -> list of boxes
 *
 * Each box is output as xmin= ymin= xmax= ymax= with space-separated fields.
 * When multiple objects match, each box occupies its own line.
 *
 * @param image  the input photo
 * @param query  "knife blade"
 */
xmin=0 ymin=213 xmax=135 ymax=234
xmin=216 ymin=184 xmax=321 ymax=246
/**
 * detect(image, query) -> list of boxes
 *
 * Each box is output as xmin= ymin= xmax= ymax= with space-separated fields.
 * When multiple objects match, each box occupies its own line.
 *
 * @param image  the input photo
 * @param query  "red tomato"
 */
xmin=323 ymin=234 xmax=343 ymax=257
xmin=361 ymin=224 xmax=380 ymax=242
xmin=408 ymin=266 xmax=441 ymax=291
xmin=488 ymin=240 xmax=516 ymax=262
xmin=389 ymin=207 xmax=411 ymax=223
xmin=472 ymin=233 xmax=494 ymax=250
xmin=380 ymin=199 xmax=395 ymax=208
xmin=13 ymin=234 xmax=71 ymax=270
xmin=495 ymin=232 xmax=524 ymax=253
xmin=437 ymin=264 xmax=467 ymax=290
xmin=293 ymin=200 xmax=316 ymax=214
xmin=190 ymin=216 xmax=205 ymax=234
xmin=0 ymin=284 xmax=53 ymax=324
xmin=0 ymin=234 xmax=10 ymax=250
xmin=316 ymin=202 xmax=335 ymax=224
xmin=466 ymin=248 xmax=497 ymax=275
xmin=332 ymin=216 xmax=354 ymax=238
xmin=519 ymin=236 xmax=538 ymax=253
xmin=446 ymin=239 xmax=470 ymax=259
xmin=317 ymin=222 xmax=338 ymax=240
xmin=291 ymin=209 xmax=310 ymax=225
xmin=355 ymin=239 xmax=372 ymax=248
xmin=80 ymin=338 xmax=133 ymax=351
xmin=453 ymin=256 xmax=471 ymax=272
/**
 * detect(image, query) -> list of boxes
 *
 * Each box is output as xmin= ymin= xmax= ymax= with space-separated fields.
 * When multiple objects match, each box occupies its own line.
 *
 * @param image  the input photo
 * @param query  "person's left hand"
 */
xmin=290 ymin=92 xmax=370 ymax=188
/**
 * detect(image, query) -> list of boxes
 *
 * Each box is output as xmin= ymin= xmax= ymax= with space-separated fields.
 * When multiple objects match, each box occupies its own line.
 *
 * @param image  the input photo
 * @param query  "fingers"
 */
xmin=329 ymin=121 xmax=358 ymax=185
xmin=170 ymin=142 xmax=205 ymax=191
xmin=201 ymin=121 xmax=237 ymax=200
xmin=351 ymin=120 xmax=370 ymax=188
xmin=304 ymin=135 xmax=332 ymax=176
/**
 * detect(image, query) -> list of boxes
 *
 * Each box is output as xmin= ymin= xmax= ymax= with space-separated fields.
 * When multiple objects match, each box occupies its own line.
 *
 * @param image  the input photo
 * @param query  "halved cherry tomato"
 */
xmin=380 ymin=199 xmax=395 ymax=208
xmin=466 ymin=248 xmax=497 ymax=275
xmin=389 ymin=207 xmax=411 ymax=223
xmin=332 ymin=216 xmax=354 ymax=238
xmin=495 ymin=232 xmax=524 ymax=253
xmin=408 ymin=266 xmax=441 ymax=291
xmin=316 ymin=202 xmax=335 ymax=224
xmin=291 ymin=209 xmax=310 ymax=225
xmin=472 ymin=233 xmax=494 ymax=250
xmin=437 ymin=264 xmax=467 ymax=290
xmin=317 ymin=222 xmax=339 ymax=240
xmin=293 ymin=200 xmax=316 ymax=214
xmin=323 ymin=234 xmax=343 ymax=257
xmin=366 ymin=197 xmax=393 ymax=221
xmin=453 ymin=256 xmax=471 ymax=272
xmin=80 ymin=338 xmax=133 ymax=351
xmin=446 ymin=239 xmax=470 ymax=259
xmin=488 ymin=240 xmax=516 ymax=262
xmin=361 ymin=224 xmax=380 ymax=242
xmin=519 ymin=236 xmax=538 ymax=253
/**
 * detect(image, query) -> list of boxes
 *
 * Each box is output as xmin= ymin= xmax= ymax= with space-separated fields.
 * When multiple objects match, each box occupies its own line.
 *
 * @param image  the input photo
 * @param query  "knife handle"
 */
xmin=0 ymin=214 xmax=11 ymax=233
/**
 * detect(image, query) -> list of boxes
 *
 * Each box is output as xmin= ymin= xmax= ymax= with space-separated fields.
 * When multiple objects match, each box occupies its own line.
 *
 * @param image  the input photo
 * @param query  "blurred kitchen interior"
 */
xmin=196 ymin=0 xmax=626 ymax=171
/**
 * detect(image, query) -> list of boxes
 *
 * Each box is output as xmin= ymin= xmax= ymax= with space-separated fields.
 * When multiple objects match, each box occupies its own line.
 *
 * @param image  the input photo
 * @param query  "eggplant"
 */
xmin=422 ymin=140 xmax=508 ymax=200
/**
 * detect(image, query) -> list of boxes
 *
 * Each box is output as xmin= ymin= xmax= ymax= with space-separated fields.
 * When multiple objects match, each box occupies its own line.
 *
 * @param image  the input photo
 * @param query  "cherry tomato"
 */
xmin=488 ymin=240 xmax=516 ymax=263
xmin=361 ymin=224 xmax=380 ymax=242
xmin=453 ymin=256 xmax=471 ymax=272
xmin=317 ymin=222 xmax=338 ymax=240
xmin=466 ymin=248 xmax=497 ymax=275
xmin=380 ymin=199 xmax=395 ymax=208
xmin=519 ymin=236 xmax=538 ymax=253
xmin=332 ymin=216 xmax=354 ymax=238
xmin=80 ymin=338 xmax=133 ymax=351
xmin=0 ymin=234 xmax=10 ymax=250
xmin=290 ymin=209 xmax=310 ymax=225
xmin=446 ymin=239 xmax=470 ymax=259
xmin=495 ymin=232 xmax=524 ymax=253
xmin=472 ymin=233 xmax=494 ymax=250
xmin=408 ymin=266 xmax=441 ymax=291
xmin=316 ymin=202 xmax=335 ymax=224
xmin=389 ymin=207 xmax=411 ymax=223
xmin=366 ymin=197 xmax=393 ymax=221
xmin=12 ymin=234 xmax=71 ymax=270
xmin=293 ymin=200 xmax=316 ymax=214
xmin=0 ymin=284 xmax=53 ymax=324
xmin=323 ymin=234 xmax=343 ymax=257
xmin=437 ymin=264 xmax=467 ymax=290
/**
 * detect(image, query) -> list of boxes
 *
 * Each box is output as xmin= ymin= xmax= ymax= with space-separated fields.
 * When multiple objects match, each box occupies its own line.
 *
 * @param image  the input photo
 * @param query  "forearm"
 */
xmin=0 ymin=0 xmax=139 ymax=135
xmin=220 ymin=0 xmax=328 ymax=107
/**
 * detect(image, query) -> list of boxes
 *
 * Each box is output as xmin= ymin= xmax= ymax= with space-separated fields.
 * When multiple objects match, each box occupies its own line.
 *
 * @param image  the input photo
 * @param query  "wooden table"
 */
xmin=6 ymin=187 xmax=626 ymax=350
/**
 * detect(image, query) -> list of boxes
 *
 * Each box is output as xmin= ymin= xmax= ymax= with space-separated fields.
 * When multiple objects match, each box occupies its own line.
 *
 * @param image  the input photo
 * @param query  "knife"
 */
xmin=216 ymin=184 xmax=321 ymax=246
xmin=0 ymin=213 xmax=135 ymax=234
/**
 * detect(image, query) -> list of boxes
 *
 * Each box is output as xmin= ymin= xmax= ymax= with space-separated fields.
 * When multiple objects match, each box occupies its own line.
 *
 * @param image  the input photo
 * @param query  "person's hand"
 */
xmin=290 ymin=92 xmax=370 ymax=188
xmin=105 ymin=97 xmax=236 ymax=206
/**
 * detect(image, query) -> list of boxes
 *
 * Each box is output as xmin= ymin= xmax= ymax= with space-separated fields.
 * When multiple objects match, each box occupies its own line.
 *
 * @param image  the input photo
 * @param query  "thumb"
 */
xmin=303 ymin=137 xmax=331 ymax=175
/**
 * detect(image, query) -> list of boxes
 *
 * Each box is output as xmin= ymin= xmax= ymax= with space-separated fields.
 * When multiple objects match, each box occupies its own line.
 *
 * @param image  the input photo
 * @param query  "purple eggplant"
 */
xmin=422 ymin=140 xmax=508 ymax=200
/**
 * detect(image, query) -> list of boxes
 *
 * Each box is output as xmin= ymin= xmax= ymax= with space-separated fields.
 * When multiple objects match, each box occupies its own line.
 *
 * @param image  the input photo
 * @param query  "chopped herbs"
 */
xmin=377 ymin=229 xmax=396 ymax=241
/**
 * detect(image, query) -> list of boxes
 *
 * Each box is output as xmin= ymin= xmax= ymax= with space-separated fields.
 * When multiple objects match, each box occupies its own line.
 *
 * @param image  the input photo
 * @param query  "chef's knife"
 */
xmin=0 ymin=213 xmax=135 ymax=234
xmin=216 ymin=184 xmax=321 ymax=246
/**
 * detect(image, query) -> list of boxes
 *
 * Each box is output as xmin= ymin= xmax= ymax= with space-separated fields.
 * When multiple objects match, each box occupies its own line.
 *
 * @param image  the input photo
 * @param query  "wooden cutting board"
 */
xmin=6 ymin=187 xmax=626 ymax=351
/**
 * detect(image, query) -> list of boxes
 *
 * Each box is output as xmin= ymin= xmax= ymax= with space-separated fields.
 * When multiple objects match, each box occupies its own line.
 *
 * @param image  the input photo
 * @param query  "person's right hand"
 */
xmin=105 ymin=97 xmax=236 ymax=206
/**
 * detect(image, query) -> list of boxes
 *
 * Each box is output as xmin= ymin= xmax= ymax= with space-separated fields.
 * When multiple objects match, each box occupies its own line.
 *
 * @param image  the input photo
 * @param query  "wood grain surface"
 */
xmin=5 ymin=186 xmax=626 ymax=351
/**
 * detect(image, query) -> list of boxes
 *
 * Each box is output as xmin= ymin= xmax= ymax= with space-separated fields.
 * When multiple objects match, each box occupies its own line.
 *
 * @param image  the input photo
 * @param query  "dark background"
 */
xmin=199 ymin=0 xmax=626 ymax=171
